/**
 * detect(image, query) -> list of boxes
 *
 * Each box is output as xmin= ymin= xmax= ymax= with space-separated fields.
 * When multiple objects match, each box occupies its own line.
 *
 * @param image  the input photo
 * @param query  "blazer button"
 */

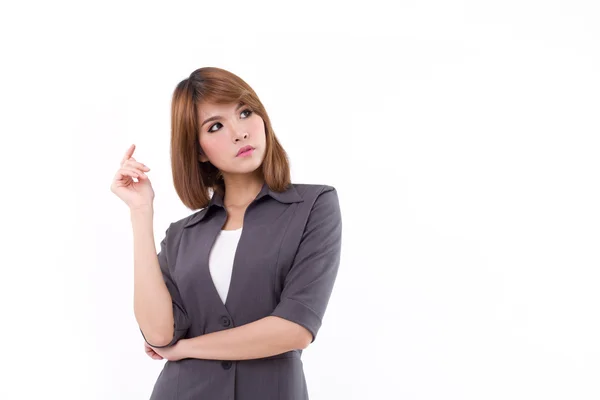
xmin=221 ymin=360 xmax=232 ymax=370
xmin=220 ymin=316 xmax=231 ymax=327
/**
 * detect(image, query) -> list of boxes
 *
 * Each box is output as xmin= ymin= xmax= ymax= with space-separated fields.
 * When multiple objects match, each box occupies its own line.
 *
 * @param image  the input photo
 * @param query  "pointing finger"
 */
xmin=120 ymin=144 xmax=135 ymax=167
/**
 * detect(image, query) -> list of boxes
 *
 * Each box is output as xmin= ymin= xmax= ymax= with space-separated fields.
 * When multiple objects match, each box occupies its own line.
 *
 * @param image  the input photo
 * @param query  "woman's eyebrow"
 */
xmin=201 ymin=102 xmax=245 ymax=127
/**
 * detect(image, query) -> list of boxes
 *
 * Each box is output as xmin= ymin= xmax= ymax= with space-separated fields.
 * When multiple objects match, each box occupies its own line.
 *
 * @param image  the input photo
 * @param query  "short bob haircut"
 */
xmin=170 ymin=67 xmax=291 ymax=210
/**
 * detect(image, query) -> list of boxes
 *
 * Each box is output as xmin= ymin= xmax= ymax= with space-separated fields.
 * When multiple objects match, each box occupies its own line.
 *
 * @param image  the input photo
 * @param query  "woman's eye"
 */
xmin=208 ymin=109 xmax=253 ymax=132
xmin=208 ymin=123 xmax=221 ymax=132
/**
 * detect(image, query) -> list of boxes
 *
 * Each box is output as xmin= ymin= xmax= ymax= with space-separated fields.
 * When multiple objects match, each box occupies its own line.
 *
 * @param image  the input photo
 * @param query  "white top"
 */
xmin=208 ymin=227 xmax=242 ymax=304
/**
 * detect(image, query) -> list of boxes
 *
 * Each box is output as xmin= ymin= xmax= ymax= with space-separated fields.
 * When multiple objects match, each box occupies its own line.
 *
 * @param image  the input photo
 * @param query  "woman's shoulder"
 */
xmin=290 ymin=182 xmax=337 ymax=196
xmin=289 ymin=183 xmax=340 ymax=211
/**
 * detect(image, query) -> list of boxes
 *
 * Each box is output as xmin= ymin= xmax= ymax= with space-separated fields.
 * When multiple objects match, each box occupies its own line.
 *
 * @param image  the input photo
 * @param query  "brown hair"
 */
xmin=169 ymin=67 xmax=291 ymax=210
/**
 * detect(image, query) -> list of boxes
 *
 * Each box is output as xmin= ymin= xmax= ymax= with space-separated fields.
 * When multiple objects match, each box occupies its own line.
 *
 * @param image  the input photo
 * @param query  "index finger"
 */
xmin=120 ymin=144 xmax=135 ymax=166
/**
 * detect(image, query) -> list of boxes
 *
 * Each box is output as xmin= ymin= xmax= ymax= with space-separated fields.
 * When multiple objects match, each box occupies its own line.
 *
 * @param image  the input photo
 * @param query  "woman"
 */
xmin=110 ymin=67 xmax=342 ymax=400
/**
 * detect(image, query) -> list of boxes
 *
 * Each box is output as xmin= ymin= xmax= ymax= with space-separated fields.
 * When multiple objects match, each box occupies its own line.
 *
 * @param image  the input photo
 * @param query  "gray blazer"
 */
xmin=139 ymin=183 xmax=342 ymax=400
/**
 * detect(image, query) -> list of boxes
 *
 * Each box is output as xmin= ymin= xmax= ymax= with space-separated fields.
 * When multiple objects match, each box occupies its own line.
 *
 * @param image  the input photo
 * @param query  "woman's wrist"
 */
xmin=180 ymin=338 xmax=197 ymax=359
xmin=130 ymin=204 xmax=154 ymax=214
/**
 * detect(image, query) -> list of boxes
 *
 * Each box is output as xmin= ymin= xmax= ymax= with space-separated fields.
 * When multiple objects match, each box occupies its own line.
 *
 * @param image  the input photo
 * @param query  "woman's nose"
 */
xmin=234 ymin=131 xmax=248 ymax=141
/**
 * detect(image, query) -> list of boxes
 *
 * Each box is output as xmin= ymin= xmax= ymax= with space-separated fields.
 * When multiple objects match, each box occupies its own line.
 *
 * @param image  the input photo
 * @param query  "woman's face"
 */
xmin=197 ymin=100 xmax=266 ymax=178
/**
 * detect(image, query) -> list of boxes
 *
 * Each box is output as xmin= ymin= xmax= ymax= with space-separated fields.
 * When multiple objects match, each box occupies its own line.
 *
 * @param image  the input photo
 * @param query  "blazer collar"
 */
xmin=183 ymin=182 xmax=303 ymax=229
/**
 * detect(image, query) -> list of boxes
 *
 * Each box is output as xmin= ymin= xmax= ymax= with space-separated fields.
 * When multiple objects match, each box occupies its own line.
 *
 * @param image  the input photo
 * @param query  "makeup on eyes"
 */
xmin=208 ymin=109 xmax=253 ymax=133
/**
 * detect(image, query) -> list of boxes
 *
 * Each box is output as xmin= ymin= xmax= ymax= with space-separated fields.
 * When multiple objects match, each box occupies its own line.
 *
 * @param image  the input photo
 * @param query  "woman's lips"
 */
xmin=237 ymin=148 xmax=254 ymax=157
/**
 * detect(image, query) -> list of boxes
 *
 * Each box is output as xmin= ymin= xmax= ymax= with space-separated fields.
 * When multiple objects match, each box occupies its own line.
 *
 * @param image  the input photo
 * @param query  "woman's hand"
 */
xmin=110 ymin=144 xmax=155 ymax=209
xmin=144 ymin=340 xmax=188 ymax=362
xmin=144 ymin=341 xmax=163 ymax=360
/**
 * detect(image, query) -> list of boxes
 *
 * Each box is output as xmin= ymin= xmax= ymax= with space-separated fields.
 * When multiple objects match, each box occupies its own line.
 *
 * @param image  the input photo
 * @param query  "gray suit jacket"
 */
xmin=139 ymin=183 xmax=342 ymax=400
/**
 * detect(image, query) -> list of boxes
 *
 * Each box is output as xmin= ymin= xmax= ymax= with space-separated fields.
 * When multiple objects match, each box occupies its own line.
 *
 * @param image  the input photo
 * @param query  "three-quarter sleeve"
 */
xmin=139 ymin=224 xmax=191 ymax=348
xmin=270 ymin=186 xmax=342 ymax=343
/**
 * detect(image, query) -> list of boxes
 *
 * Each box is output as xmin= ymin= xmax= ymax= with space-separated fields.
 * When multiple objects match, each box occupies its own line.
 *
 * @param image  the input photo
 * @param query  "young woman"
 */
xmin=110 ymin=67 xmax=342 ymax=399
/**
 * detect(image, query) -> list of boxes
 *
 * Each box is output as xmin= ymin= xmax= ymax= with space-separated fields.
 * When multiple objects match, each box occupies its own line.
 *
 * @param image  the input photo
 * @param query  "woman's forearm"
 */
xmin=131 ymin=206 xmax=175 ymax=346
xmin=180 ymin=316 xmax=310 ymax=361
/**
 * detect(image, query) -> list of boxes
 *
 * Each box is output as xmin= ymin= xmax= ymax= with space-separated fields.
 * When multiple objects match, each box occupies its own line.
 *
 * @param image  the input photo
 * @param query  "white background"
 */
xmin=1 ymin=1 xmax=599 ymax=399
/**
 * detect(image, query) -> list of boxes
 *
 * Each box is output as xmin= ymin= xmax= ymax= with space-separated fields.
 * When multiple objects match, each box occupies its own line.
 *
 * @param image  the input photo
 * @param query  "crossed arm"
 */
xmin=149 ymin=316 xmax=312 ymax=361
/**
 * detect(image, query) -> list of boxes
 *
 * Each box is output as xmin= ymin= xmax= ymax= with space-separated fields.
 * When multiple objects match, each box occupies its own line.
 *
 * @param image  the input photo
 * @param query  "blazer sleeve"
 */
xmin=270 ymin=186 xmax=342 ymax=343
xmin=139 ymin=223 xmax=191 ymax=348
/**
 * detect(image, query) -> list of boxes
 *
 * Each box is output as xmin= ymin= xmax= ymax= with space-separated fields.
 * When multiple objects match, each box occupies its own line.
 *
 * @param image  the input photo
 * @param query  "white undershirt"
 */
xmin=208 ymin=227 xmax=242 ymax=304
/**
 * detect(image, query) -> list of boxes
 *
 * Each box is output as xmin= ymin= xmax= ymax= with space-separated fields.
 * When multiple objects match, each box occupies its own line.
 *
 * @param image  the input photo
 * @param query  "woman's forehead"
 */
xmin=198 ymin=101 xmax=243 ymax=114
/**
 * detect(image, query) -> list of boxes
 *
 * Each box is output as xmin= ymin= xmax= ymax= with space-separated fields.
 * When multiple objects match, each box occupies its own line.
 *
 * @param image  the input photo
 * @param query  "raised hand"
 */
xmin=110 ymin=144 xmax=155 ymax=209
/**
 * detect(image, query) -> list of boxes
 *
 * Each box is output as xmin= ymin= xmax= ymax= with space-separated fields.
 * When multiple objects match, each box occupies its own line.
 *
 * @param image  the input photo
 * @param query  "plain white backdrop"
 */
xmin=1 ymin=1 xmax=599 ymax=399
